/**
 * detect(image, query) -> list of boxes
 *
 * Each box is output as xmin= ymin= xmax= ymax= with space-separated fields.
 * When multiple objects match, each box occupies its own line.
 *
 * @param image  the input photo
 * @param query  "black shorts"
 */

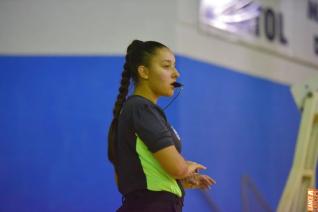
xmin=117 ymin=189 xmax=184 ymax=212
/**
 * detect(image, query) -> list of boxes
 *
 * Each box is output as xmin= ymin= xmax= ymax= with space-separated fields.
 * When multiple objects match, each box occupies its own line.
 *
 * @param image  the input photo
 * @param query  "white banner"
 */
xmin=199 ymin=0 xmax=318 ymax=67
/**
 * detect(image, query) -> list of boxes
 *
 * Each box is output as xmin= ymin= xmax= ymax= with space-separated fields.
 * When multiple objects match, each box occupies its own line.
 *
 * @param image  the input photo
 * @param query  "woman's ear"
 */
xmin=137 ymin=65 xmax=149 ymax=80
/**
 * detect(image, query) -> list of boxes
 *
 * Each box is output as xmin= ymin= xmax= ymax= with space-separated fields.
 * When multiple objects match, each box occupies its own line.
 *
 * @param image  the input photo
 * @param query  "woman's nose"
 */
xmin=174 ymin=68 xmax=180 ymax=78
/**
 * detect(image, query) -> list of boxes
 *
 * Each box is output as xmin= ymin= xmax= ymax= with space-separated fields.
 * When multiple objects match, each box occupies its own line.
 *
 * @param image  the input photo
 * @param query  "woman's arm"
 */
xmin=153 ymin=145 xmax=206 ymax=179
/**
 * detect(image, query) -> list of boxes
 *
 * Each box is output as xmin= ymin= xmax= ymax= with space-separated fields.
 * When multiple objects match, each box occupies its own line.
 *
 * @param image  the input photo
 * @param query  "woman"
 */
xmin=108 ymin=40 xmax=215 ymax=212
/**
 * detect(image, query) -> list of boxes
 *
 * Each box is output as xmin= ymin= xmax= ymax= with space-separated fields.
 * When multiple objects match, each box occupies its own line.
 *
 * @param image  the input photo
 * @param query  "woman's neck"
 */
xmin=133 ymin=86 xmax=158 ymax=104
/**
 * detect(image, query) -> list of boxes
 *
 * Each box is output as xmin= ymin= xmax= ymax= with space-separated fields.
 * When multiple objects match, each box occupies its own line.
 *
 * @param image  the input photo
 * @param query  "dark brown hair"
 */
xmin=108 ymin=40 xmax=167 ymax=166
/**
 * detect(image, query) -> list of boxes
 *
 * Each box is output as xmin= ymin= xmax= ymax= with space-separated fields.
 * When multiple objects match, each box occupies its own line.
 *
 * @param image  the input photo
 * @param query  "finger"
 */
xmin=200 ymin=175 xmax=216 ymax=186
xmin=189 ymin=161 xmax=206 ymax=168
xmin=186 ymin=160 xmax=194 ymax=164
xmin=188 ymin=164 xmax=206 ymax=174
xmin=195 ymin=176 xmax=210 ymax=187
xmin=201 ymin=179 xmax=212 ymax=187
xmin=199 ymin=181 xmax=213 ymax=190
xmin=194 ymin=164 xmax=207 ymax=171
xmin=200 ymin=175 xmax=216 ymax=185
xmin=210 ymin=177 xmax=216 ymax=184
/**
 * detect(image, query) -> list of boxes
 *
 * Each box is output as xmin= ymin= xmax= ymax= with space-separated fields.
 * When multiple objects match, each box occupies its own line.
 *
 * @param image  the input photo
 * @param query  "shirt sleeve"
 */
xmin=132 ymin=103 xmax=174 ymax=153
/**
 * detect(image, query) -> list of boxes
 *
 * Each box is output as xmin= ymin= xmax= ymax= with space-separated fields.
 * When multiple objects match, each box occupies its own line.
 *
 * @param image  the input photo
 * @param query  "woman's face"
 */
xmin=147 ymin=47 xmax=180 ymax=98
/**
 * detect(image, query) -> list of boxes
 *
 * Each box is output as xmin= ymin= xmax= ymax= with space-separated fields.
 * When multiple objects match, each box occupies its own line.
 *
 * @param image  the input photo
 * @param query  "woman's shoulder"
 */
xmin=123 ymin=95 xmax=164 ymax=116
xmin=121 ymin=95 xmax=151 ymax=113
xmin=125 ymin=95 xmax=154 ymax=108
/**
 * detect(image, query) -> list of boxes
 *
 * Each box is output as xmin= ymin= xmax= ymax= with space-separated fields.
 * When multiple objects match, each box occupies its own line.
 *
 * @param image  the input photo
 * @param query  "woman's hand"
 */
xmin=181 ymin=173 xmax=216 ymax=189
xmin=186 ymin=160 xmax=207 ymax=175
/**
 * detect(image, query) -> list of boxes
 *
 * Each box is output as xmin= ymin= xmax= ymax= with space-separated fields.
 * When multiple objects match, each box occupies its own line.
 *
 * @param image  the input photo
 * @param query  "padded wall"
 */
xmin=0 ymin=56 xmax=307 ymax=211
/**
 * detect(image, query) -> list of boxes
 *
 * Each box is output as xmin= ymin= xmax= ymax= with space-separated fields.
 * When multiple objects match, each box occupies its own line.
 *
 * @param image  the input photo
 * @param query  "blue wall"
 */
xmin=0 ymin=55 xmax=304 ymax=211
xmin=175 ymin=57 xmax=301 ymax=211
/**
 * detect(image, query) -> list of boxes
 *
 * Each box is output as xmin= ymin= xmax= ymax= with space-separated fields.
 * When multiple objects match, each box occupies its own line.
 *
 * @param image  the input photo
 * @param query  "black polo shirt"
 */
xmin=116 ymin=95 xmax=184 ymax=197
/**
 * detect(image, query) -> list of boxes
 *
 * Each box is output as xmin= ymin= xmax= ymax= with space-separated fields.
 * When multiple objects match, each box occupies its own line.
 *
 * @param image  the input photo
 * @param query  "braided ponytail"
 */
xmin=108 ymin=62 xmax=131 ymax=165
xmin=107 ymin=40 xmax=167 ymax=166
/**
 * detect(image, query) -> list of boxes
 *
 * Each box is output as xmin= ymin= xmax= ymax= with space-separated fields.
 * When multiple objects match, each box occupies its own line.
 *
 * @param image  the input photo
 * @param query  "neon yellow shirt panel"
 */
xmin=136 ymin=136 xmax=182 ymax=197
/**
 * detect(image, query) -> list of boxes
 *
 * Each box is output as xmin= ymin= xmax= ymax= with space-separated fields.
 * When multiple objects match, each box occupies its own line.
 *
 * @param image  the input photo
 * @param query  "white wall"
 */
xmin=0 ymin=0 xmax=177 ymax=54
xmin=0 ymin=0 xmax=317 ymax=85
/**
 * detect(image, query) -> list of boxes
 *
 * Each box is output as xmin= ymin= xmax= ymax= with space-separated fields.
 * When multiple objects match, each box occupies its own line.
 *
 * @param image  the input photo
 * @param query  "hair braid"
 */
xmin=108 ymin=62 xmax=131 ymax=165
xmin=113 ymin=63 xmax=131 ymax=118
